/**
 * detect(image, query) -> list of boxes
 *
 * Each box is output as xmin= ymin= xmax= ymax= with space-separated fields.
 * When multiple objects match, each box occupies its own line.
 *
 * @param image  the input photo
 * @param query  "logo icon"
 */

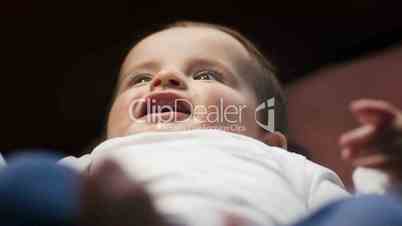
xmin=255 ymin=98 xmax=275 ymax=132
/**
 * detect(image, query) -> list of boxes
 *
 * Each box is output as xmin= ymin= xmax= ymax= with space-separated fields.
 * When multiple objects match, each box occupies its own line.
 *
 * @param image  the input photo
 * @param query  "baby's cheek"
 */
xmin=111 ymin=95 xmax=131 ymax=119
xmin=220 ymin=91 xmax=257 ymax=125
xmin=204 ymin=89 xmax=252 ymax=124
xmin=112 ymin=89 xmax=145 ymax=116
xmin=107 ymin=92 xmax=138 ymax=136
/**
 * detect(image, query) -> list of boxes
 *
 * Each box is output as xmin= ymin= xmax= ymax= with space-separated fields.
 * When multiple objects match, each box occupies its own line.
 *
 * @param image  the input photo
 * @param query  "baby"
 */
xmin=62 ymin=21 xmax=349 ymax=226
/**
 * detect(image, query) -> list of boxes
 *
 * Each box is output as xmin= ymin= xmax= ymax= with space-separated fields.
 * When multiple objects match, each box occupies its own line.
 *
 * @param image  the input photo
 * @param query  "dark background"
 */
xmin=1 ymin=1 xmax=402 ymax=158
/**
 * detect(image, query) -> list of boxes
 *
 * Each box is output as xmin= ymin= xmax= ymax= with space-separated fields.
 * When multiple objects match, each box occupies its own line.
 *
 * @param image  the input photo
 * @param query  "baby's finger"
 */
xmin=89 ymin=159 xmax=139 ymax=196
xmin=81 ymin=159 xmax=164 ymax=226
xmin=350 ymin=99 xmax=398 ymax=127
xmin=339 ymin=125 xmax=377 ymax=150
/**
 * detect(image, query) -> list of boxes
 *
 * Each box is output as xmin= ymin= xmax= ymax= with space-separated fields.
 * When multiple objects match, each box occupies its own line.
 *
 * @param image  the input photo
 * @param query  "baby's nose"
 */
xmin=151 ymin=71 xmax=187 ymax=90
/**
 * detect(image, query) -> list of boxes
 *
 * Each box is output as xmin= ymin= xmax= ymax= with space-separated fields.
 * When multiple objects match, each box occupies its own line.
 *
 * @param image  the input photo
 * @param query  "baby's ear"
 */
xmin=260 ymin=131 xmax=288 ymax=149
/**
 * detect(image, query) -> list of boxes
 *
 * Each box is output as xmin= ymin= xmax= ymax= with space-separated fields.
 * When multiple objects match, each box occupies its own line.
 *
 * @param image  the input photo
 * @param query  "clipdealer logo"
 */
xmin=127 ymin=97 xmax=275 ymax=132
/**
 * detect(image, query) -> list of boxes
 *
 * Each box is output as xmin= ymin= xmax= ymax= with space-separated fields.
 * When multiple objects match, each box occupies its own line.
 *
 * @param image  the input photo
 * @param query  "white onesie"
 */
xmin=61 ymin=129 xmax=349 ymax=226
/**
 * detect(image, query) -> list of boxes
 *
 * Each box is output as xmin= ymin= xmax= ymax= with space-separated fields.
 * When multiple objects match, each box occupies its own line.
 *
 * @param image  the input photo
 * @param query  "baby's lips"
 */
xmin=138 ymin=91 xmax=192 ymax=119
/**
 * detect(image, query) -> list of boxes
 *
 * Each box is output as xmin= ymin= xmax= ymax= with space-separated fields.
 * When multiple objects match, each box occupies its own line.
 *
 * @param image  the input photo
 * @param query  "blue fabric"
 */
xmin=0 ymin=152 xmax=80 ymax=226
xmin=292 ymin=194 xmax=402 ymax=226
xmin=2 ymin=151 xmax=402 ymax=226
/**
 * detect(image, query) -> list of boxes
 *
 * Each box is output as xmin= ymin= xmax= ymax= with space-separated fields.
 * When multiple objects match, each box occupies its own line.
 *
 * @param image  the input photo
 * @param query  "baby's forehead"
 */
xmin=136 ymin=27 xmax=249 ymax=57
xmin=121 ymin=27 xmax=254 ymax=73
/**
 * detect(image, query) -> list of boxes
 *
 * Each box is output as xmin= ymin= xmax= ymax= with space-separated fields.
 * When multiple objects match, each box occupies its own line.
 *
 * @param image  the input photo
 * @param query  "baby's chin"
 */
xmin=125 ymin=120 xmax=205 ymax=136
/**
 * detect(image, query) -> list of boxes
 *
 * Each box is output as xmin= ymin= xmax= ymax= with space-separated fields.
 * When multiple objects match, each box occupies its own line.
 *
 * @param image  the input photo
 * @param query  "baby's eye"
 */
xmin=192 ymin=70 xmax=221 ymax=81
xmin=129 ymin=73 xmax=153 ymax=87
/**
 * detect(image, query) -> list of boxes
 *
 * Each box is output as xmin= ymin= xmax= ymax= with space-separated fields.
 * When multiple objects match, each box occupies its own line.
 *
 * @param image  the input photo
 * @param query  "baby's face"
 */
xmin=107 ymin=27 xmax=262 ymax=138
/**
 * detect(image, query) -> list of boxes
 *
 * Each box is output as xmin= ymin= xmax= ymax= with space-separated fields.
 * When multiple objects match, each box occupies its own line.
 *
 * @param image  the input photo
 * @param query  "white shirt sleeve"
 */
xmin=305 ymin=160 xmax=350 ymax=211
xmin=309 ymin=166 xmax=390 ymax=211
xmin=308 ymin=171 xmax=350 ymax=211
xmin=267 ymin=148 xmax=350 ymax=213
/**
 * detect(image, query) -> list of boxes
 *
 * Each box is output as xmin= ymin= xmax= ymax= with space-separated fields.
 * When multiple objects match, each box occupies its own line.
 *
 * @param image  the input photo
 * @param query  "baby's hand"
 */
xmin=79 ymin=159 xmax=167 ymax=226
xmin=339 ymin=99 xmax=402 ymax=181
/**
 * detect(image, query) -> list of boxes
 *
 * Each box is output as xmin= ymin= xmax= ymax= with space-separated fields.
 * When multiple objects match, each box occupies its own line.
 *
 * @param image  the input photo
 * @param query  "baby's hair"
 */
xmin=108 ymin=20 xmax=287 ymax=136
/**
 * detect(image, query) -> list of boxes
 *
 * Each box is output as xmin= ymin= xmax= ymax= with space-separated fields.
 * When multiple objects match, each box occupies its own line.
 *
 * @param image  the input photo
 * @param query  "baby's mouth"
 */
xmin=136 ymin=91 xmax=192 ymax=122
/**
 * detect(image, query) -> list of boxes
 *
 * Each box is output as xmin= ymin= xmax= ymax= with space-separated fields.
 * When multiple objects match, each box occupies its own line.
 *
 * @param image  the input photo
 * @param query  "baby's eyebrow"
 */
xmin=186 ymin=58 xmax=235 ymax=76
xmin=121 ymin=61 xmax=159 ymax=79
xmin=186 ymin=57 xmax=240 ymax=87
xmin=117 ymin=61 xmax=159 ymax=89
